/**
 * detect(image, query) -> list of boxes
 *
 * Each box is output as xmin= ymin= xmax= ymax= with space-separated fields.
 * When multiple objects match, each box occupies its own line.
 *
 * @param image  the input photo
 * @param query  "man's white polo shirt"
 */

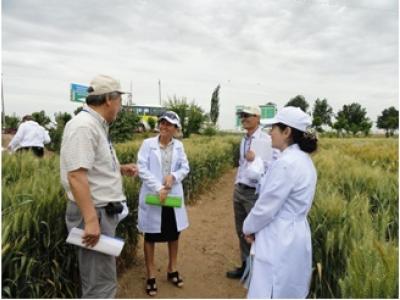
xmin=60 ymin=105 xmax=125 ymax=207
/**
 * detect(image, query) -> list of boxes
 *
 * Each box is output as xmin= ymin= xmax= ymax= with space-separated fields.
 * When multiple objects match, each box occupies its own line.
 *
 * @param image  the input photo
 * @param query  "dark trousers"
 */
xmin=17 ymin=146 xmax=44 ymax=157
xmin=233 ymin=183 xmax=258 ymax=262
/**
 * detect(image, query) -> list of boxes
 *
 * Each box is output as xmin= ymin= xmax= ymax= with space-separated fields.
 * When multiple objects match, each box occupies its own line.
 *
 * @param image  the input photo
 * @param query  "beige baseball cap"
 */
xmin=237 ymin=106 xmax=261 ymax=116
xmin=88 ymin=74 xmax=126 ymax=96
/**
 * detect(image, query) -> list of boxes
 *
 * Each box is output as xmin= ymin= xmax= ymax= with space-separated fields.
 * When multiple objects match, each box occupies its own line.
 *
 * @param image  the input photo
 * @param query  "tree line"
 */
xmin=285 ymin=95 xmax=398 ymax=137
xmin=2 ymin=90 xmax=398 ymax=153
xmin=2 ymin=85 xmax=222 ymax=151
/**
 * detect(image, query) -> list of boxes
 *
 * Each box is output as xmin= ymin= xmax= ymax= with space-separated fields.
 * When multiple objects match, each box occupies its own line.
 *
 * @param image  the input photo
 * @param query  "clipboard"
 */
xmin=145 ymin=194 xmax=182 ymax=208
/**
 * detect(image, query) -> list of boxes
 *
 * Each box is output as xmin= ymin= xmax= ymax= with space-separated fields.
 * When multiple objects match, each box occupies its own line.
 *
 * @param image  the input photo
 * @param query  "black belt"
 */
xmin=237 ymin=183 xmax=256 ymax=190
xmin=18 ymin=146 xmax=43 ymax=150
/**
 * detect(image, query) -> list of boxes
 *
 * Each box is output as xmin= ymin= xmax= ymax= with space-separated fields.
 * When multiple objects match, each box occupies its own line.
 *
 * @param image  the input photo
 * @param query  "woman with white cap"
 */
xmin=242 ymin=106 xmax=318 ymax=299
xmin=137 ymin=111 xmax=190 ymax=296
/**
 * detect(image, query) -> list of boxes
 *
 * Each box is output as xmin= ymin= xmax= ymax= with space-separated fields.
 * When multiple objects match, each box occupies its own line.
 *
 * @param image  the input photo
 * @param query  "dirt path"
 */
xmin=116 ymin=168 xmax=247 ymax=298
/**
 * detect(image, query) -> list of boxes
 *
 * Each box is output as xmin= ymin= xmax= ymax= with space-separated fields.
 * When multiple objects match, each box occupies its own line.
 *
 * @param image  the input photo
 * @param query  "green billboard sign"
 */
xmin=70 ymin=83 xmax=88 ymax=103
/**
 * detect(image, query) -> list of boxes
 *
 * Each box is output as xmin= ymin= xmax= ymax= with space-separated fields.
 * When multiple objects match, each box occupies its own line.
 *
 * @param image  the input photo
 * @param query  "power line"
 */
xmin=158 ymin=79 xmax=162 ymax=105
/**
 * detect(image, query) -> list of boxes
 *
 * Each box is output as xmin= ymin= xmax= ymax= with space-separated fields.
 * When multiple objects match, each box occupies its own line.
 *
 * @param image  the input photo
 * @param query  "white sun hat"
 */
xmin=265 ymin=106 xmax=312 ymax=133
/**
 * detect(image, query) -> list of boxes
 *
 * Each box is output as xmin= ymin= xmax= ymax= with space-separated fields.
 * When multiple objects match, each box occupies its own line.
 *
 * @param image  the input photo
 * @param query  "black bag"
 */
xmin=104 ymin=202 xmax=123 ymax=216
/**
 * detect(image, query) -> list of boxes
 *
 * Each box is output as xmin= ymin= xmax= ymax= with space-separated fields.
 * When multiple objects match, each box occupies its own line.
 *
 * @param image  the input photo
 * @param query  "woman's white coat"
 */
xmin=243 ymin=144 xmax=317 ymax=299
xmin=137 ymin=136 xmax=190 ymax=233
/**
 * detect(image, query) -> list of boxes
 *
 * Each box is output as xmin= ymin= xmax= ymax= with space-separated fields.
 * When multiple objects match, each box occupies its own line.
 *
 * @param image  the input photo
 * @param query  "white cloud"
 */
xmin=2 ymin=0 xmax=398 ymax=129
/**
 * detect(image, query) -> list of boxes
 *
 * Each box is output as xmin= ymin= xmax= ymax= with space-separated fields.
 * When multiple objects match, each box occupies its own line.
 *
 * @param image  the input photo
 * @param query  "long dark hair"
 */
xmin=275 ymin=123 xmax=318 ymax=153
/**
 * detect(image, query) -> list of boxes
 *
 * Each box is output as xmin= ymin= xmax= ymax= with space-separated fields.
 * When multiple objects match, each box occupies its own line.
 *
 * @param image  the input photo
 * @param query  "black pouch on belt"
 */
xmin=105 ymin=202 xmax=123 ymax=216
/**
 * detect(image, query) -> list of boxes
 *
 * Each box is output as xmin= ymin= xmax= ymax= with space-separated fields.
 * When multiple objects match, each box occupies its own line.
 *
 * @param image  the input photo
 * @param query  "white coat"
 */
xmin=137 ymin=136 xmax=190 ymax=233
xmin=235 ymin=127 xmax=273 ymax=187
xmin=8 ymin=120 xmax=51 ymax=151
xmin=243 ymin=144 xmax=317 ymax=299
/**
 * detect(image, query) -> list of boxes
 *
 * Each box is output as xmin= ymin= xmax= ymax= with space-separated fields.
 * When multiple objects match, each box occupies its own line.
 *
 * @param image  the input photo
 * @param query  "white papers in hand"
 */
xmin=66 ymin=227 xmax=124 ymax=257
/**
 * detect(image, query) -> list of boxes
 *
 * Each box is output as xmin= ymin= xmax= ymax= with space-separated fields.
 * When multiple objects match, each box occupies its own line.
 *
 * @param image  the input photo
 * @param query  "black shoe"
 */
xmin=226 ymin=262 xmax=246 ymax=279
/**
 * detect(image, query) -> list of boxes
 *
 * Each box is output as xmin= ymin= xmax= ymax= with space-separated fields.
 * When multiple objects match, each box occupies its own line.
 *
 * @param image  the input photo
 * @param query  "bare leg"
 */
xmin=167 ymin=240 xmax=179 ymax=272
xmin=144 ymin=241 xmax=156 ymax=279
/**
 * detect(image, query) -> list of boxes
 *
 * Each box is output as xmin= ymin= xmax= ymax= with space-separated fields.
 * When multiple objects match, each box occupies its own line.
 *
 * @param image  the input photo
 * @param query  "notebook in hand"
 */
xmin=145 ymin=194 xmax=182 ymax=208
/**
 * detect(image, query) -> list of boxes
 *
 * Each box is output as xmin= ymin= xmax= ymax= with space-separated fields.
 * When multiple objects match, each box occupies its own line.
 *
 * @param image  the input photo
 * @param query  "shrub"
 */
xmin=202 ymin=124 xmax=218 ymax=136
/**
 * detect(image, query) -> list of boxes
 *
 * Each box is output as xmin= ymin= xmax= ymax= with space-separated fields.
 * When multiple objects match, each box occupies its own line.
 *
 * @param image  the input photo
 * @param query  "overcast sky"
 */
xmin=2 ymin=0 xmax=398 ymax=129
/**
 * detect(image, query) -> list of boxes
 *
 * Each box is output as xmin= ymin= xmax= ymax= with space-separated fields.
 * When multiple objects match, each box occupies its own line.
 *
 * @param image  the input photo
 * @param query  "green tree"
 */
xmin=109 ymin=108 xmax=140 ymax=143
xmin=312 ymin=98 xmax=333 ymax=132
xmin=332 ymin=113 xmax=348 ymax=136
xmin=147 ymin=117 xmax=156 ymax=131
xmin=165 ymin=96 xmax=189 ymax=137
xmin=47 ymin=112 xmax=72 ymax=152
xmin=202 ymin=124 xmax=217 ymax=136
xmin=186 ymin=102 xmax=206 ymax=137
xmin=74 ymin=106 xmax=84 ymax=115
xmin=285 ymin=95 xmax=309 ymax=112
xmin=210 ymin=85 xmax=220 ymax=125
xmin=165 ymin=96 xmax=206 ymax=138
xmin=333 ymin=103 xmax=373 ymax=136
xmin=377 ymin=106 xmax=398 ymax=137
xmin=203 ymin=112 xmax=211 ymax=122
xmin=31 ymin=110 xmax=51 ymax=127
xmin=360 ymin=119 xmax=373 ymax=136
xmin=4 ymin=114 xmax=20 ymax=130
xmin=56 ymin=112 xmax=72 ymax=125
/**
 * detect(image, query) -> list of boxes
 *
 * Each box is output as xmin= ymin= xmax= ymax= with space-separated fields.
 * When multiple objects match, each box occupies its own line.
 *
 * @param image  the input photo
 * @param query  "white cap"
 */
xmin=237 ymin=106 xmax=261 ymax=116
xmin=88 ymin=74 xmax=126 ymax=96
xmin=159 ymin=111 xmax=181 ymax=128
xmin=266 ymin=106 xmax=312 ymax=132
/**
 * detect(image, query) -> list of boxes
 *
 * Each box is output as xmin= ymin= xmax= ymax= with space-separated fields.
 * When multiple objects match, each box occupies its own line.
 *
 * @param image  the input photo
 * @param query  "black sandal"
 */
xmin=146 ymin=278 xmax=157 ymax=296
xmin=167 ymin=271 xmax=184 ymax=287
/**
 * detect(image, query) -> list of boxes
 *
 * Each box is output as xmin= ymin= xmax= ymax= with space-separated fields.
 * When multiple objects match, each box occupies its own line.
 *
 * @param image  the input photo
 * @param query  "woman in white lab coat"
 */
xmin=137 ymin=111 xmax=190 ymax=296
xmin=243 ymin=106 xmax=318 ymax=299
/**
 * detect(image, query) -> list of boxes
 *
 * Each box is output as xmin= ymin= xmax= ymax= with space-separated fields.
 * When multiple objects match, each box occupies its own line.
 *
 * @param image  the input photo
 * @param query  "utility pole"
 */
xmin=158 ymin=79 xmax=162 ymax=106
xmin=1 ymin=74 xmax=5 ymax=130
xmin=128 ymin=80 xmax=133 ymax=107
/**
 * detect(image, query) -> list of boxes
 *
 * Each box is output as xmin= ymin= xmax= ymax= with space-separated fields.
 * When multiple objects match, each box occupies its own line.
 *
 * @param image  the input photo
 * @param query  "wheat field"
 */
xmin=1 ymin=136 xmax=398 ymax=298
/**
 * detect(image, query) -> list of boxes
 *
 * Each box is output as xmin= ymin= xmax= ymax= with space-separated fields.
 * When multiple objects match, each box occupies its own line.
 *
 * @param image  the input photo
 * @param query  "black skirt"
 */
xmin=144 ymin=207 xmax=180 ymax=243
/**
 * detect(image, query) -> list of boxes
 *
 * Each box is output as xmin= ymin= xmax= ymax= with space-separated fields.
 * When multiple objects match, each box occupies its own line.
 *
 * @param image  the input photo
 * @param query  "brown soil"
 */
xmin=116 ymin=168 xmax=247 ymax=298
xmin=2 ymin=133 xmax=13 ymax=148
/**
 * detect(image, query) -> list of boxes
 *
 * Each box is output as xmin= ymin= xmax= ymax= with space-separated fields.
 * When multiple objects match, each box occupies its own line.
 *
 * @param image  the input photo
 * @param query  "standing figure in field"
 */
xmin=243 ymin=106 xmax=318 ymax=298
xmin=226 ymin=106 xmax=274 ymax=279
xmin=8 ymin=114 xmax=51 ymax=157
xmin=137 ymin=111 xmax=190 ymax=296
xmin=61 ymin=74 xmax=138 ymax=298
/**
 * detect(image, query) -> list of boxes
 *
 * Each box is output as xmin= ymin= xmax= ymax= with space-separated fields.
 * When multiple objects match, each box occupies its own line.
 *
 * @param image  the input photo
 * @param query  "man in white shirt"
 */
xmin=8 ymin=115 xmax=51 ymax=157
xmin=61 ymin=74 xmax=138 ymax=298
xmin=226 ymin=106 xmax=274 ymax=279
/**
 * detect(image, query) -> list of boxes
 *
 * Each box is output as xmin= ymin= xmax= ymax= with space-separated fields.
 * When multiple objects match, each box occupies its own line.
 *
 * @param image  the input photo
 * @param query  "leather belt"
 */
xmin=237 ymin=182 xmax=256 ymax=190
